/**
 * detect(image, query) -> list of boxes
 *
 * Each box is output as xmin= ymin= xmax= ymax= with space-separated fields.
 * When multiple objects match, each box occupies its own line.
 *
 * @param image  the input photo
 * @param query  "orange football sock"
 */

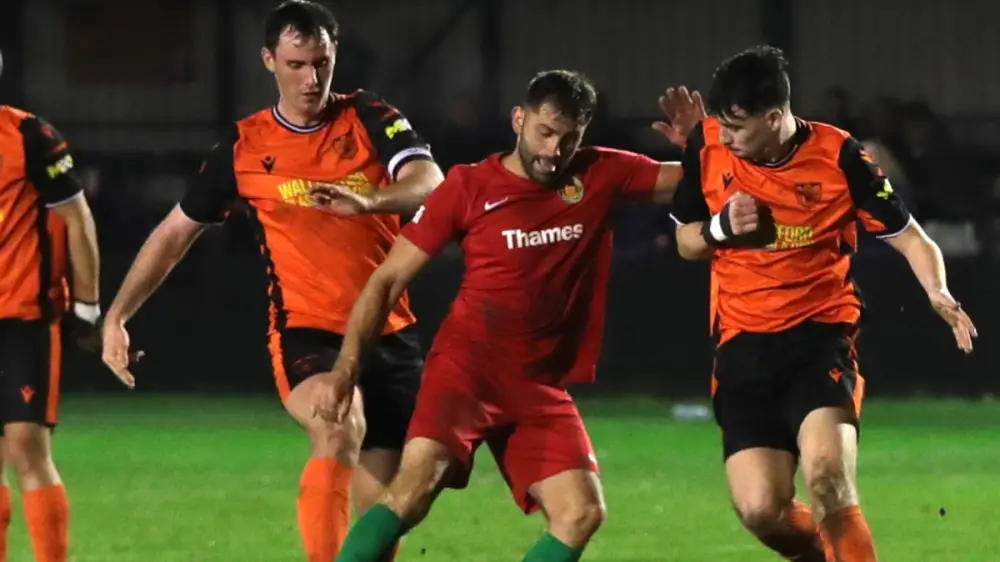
xmin=820 ymin=506 xmax=877 ymax=562
xmin=0 ymin=485 xmax=10 ymax=562
xmin=297 ymin=458 xmax=353 ymax=562
xmin=757 ymin=499 xmax=825 ymax=561
xmin=23 ymin=484 xmax=69 ymax=562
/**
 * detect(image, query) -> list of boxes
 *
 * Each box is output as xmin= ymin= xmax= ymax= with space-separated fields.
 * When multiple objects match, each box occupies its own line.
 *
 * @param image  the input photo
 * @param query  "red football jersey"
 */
xmin=402 ymin=147 xmax=660 ymax=385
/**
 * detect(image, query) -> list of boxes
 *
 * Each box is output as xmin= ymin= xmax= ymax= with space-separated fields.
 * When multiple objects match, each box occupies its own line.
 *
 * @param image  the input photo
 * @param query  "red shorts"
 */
xmin=405 ymin=353 xmax=599 ymax=513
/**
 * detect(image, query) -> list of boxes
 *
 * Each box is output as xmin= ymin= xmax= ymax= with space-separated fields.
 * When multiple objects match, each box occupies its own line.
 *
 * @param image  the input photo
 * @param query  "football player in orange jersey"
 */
xmin=670 ymin=46 xmax=976 ymax=562
xmin=101 ymin=2 xmax=443 ymax=560
xmin=0 ymin=47 xmax=103 ymax=561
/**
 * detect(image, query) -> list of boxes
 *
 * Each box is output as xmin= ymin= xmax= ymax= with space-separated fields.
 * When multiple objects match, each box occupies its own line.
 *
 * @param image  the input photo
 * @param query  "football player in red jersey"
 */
xmin=311 ymin=70 xmax=705 ymax=561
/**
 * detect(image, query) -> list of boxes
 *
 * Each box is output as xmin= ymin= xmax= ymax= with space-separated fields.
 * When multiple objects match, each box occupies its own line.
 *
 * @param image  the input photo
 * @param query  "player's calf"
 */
xmin=336 ymin=437 xmax=455 ymax=562
xmin=286 ymin=379 xmax=367 ymax=562
xmin=726 ymin=448 xmax=825 ymax=561
xmin=524 ymin=469 xmax=606 ymax=560
xmin=353 ymin=449 xmax=402 ymax=515
xmin=799 ymin=407 xmax=877 ymax=561
xmin=379 ymin=437 xmax=453 ymax=525
xmin=3 ymin=423 xmax=69 ymax=562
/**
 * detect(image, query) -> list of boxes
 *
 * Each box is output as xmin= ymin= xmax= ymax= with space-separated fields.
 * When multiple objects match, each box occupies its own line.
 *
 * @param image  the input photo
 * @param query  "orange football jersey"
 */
xmin=671 ymin=118 xmax=912 ymax=344
xmin=179 ymin=91 xmax=433 ymax=337
xmin=0 ymin=106 xmax=81 ymax=321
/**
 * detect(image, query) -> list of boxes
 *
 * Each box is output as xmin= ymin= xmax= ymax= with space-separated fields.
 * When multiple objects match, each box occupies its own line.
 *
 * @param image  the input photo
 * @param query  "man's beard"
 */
xmin=517 ymin=138 xmax=561 ymax=187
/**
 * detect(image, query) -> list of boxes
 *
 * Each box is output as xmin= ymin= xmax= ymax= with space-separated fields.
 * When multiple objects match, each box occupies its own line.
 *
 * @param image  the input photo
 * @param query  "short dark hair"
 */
xmin=524 ymin=70 xmax=598 ymax=125
xmin=707 ymin=45 xmax=791 ymax=119
xmin=264 ymin=0 xmax=339 ymax=52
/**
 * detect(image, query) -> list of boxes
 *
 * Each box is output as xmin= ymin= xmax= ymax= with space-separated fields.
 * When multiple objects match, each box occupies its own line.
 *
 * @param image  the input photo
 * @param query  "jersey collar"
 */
xmin=271 ymin=100 xmax=334 ymax=134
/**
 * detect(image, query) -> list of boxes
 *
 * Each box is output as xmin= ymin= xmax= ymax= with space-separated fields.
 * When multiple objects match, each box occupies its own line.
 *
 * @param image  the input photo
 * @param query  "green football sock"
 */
xmin=335 ymin=504 xmax=405 ymax=562
xmin=522 ymin=532 xmax=583 ymax=562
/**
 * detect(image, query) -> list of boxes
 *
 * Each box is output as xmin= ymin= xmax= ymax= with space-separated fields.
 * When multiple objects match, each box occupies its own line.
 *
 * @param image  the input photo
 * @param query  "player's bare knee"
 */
xmin=548 ymin=500 xmax=606 ymax=543
xmin=804 ymin=457 xmax=857 ymax=512
xmin=306 ymin=388 xmax=366 ymax=463
xmin=2 ymin=425 xmax=53 ymax=477
xmin=733 ymin=497 xmax=787 ymax=536
xmin=309 ymin=407 xmax=366 ymax=465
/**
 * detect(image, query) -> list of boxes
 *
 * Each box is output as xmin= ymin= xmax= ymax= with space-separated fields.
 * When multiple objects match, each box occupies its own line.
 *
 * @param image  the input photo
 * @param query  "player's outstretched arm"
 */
xmin=102 ymin=207 xmax=208 ymax=387
xmin=840 ymin=136 xmax=976 ymax=353
xmin=312 ymin=236 xmax=432 ymax=421
xmin=102 ymin=129 xmax=238 ymax=387
xmin=105 ymin=207 xmax=207 ymax=325
xmin=884 ymin=221 xmax=977 ymax=353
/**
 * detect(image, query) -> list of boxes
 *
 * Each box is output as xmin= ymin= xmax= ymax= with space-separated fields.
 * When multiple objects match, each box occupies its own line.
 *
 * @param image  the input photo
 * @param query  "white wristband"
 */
xmin=73 ymin=301 xmax=101 ymax=324
xmin=709 ymin=214 xmax=727 ymax=242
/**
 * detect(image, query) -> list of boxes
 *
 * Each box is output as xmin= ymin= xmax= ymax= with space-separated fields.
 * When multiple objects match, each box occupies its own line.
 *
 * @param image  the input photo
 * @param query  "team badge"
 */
xmin=558 ymin=176 xmax=585 ymax=204
xmin=794 ymin=182 xmax=822 ymax=208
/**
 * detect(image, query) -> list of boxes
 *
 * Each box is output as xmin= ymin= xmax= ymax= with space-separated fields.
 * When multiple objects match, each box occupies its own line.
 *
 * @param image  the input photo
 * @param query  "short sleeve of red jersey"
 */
xmin=669 ymin=122 xmax=711 ymax=225
xmin=353 ymin=90 xmax=434 ymax=181
xmin=400 ymin=167 xmax=469 ymax=256
xmin=838 ymin=136 xmax=912 ymax=238
xmin=597 ymin=148 xmax=662 ymax=198
xmin=20 ymin=115 xmax=82 ymax=207
xmin=178 ymin=123 xmax=240 ymax=225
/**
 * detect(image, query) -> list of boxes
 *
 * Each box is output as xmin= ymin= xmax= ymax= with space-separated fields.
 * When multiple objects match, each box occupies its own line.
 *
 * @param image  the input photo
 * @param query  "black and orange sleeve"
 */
xmin=400 ymin=166 xmax=468 ymax=256
xmin=668 ymin=122 xmax=710 ymax=225
xmin=20 ymin=115 xmax=82 ymax=206
xmin=839 ymin=136 xmax=912 ymax=238
xmin=353 ymin=90 xmax=433 ymax=180
xmin=178 ymin=123 xmax=240 ymax=225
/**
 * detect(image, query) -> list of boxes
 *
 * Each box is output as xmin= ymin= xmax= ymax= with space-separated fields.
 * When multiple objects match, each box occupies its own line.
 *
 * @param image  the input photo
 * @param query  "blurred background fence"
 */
xmin=2 ymin=0 xmax=998 ymax=399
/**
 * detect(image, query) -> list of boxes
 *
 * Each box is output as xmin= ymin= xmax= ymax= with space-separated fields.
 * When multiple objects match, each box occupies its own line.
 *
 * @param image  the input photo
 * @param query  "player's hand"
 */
xmin=101 ymin=316 xmax=144 ymax=389
xmin=309 ymin=183 xmax=374 ymax=216
xmin=929 ymin=289 xmax=977 ymax=354
xmin=652 ymin=86 xmax=707 ymax=148
xmin=726 ymin=192 xmax=762 ymax=235
xmin=310 ymin=367 xmax=357 ymax=423
xmin=65 ymin=300 xmax=102 ymax=353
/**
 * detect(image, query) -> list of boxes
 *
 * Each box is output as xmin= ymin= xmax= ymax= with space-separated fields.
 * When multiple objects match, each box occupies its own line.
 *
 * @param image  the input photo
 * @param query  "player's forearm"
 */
xmin=65 ymin=211 xmax=100 ymax=303
xmin=887 ymin=221 xmax=948 ymax=295
xmin=369 ymin=163 xmax=444 ymax=215
xmin=106 ymin=224 xmax=201 ymax=323
xmin=676 ymin=222 xmax=714 ymax=260
xmin=335 ymin=272 xmax=409 ymax=377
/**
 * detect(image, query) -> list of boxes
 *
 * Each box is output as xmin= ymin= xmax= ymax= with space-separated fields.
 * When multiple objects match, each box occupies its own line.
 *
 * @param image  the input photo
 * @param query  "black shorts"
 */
xmin=712 ymin=321 xmax=865 ymax=460
xmin=270 ymin=324 xmax=423 ymax=451
xmin=0 ymin=318 xmax=62 ymax=430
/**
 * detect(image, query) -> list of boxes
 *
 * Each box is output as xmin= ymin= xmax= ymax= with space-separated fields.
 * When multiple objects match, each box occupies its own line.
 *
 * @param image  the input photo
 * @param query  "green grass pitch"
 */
xmin=6 ymin=395 xmax=999 ymax=561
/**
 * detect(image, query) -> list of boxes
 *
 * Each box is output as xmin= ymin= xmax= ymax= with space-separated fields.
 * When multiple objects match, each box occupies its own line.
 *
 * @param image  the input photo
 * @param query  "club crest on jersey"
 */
xmin=558 ymin=177 xmax=585 ymax=204
xmin=794 ymin=182 xmax=822 ymax=208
